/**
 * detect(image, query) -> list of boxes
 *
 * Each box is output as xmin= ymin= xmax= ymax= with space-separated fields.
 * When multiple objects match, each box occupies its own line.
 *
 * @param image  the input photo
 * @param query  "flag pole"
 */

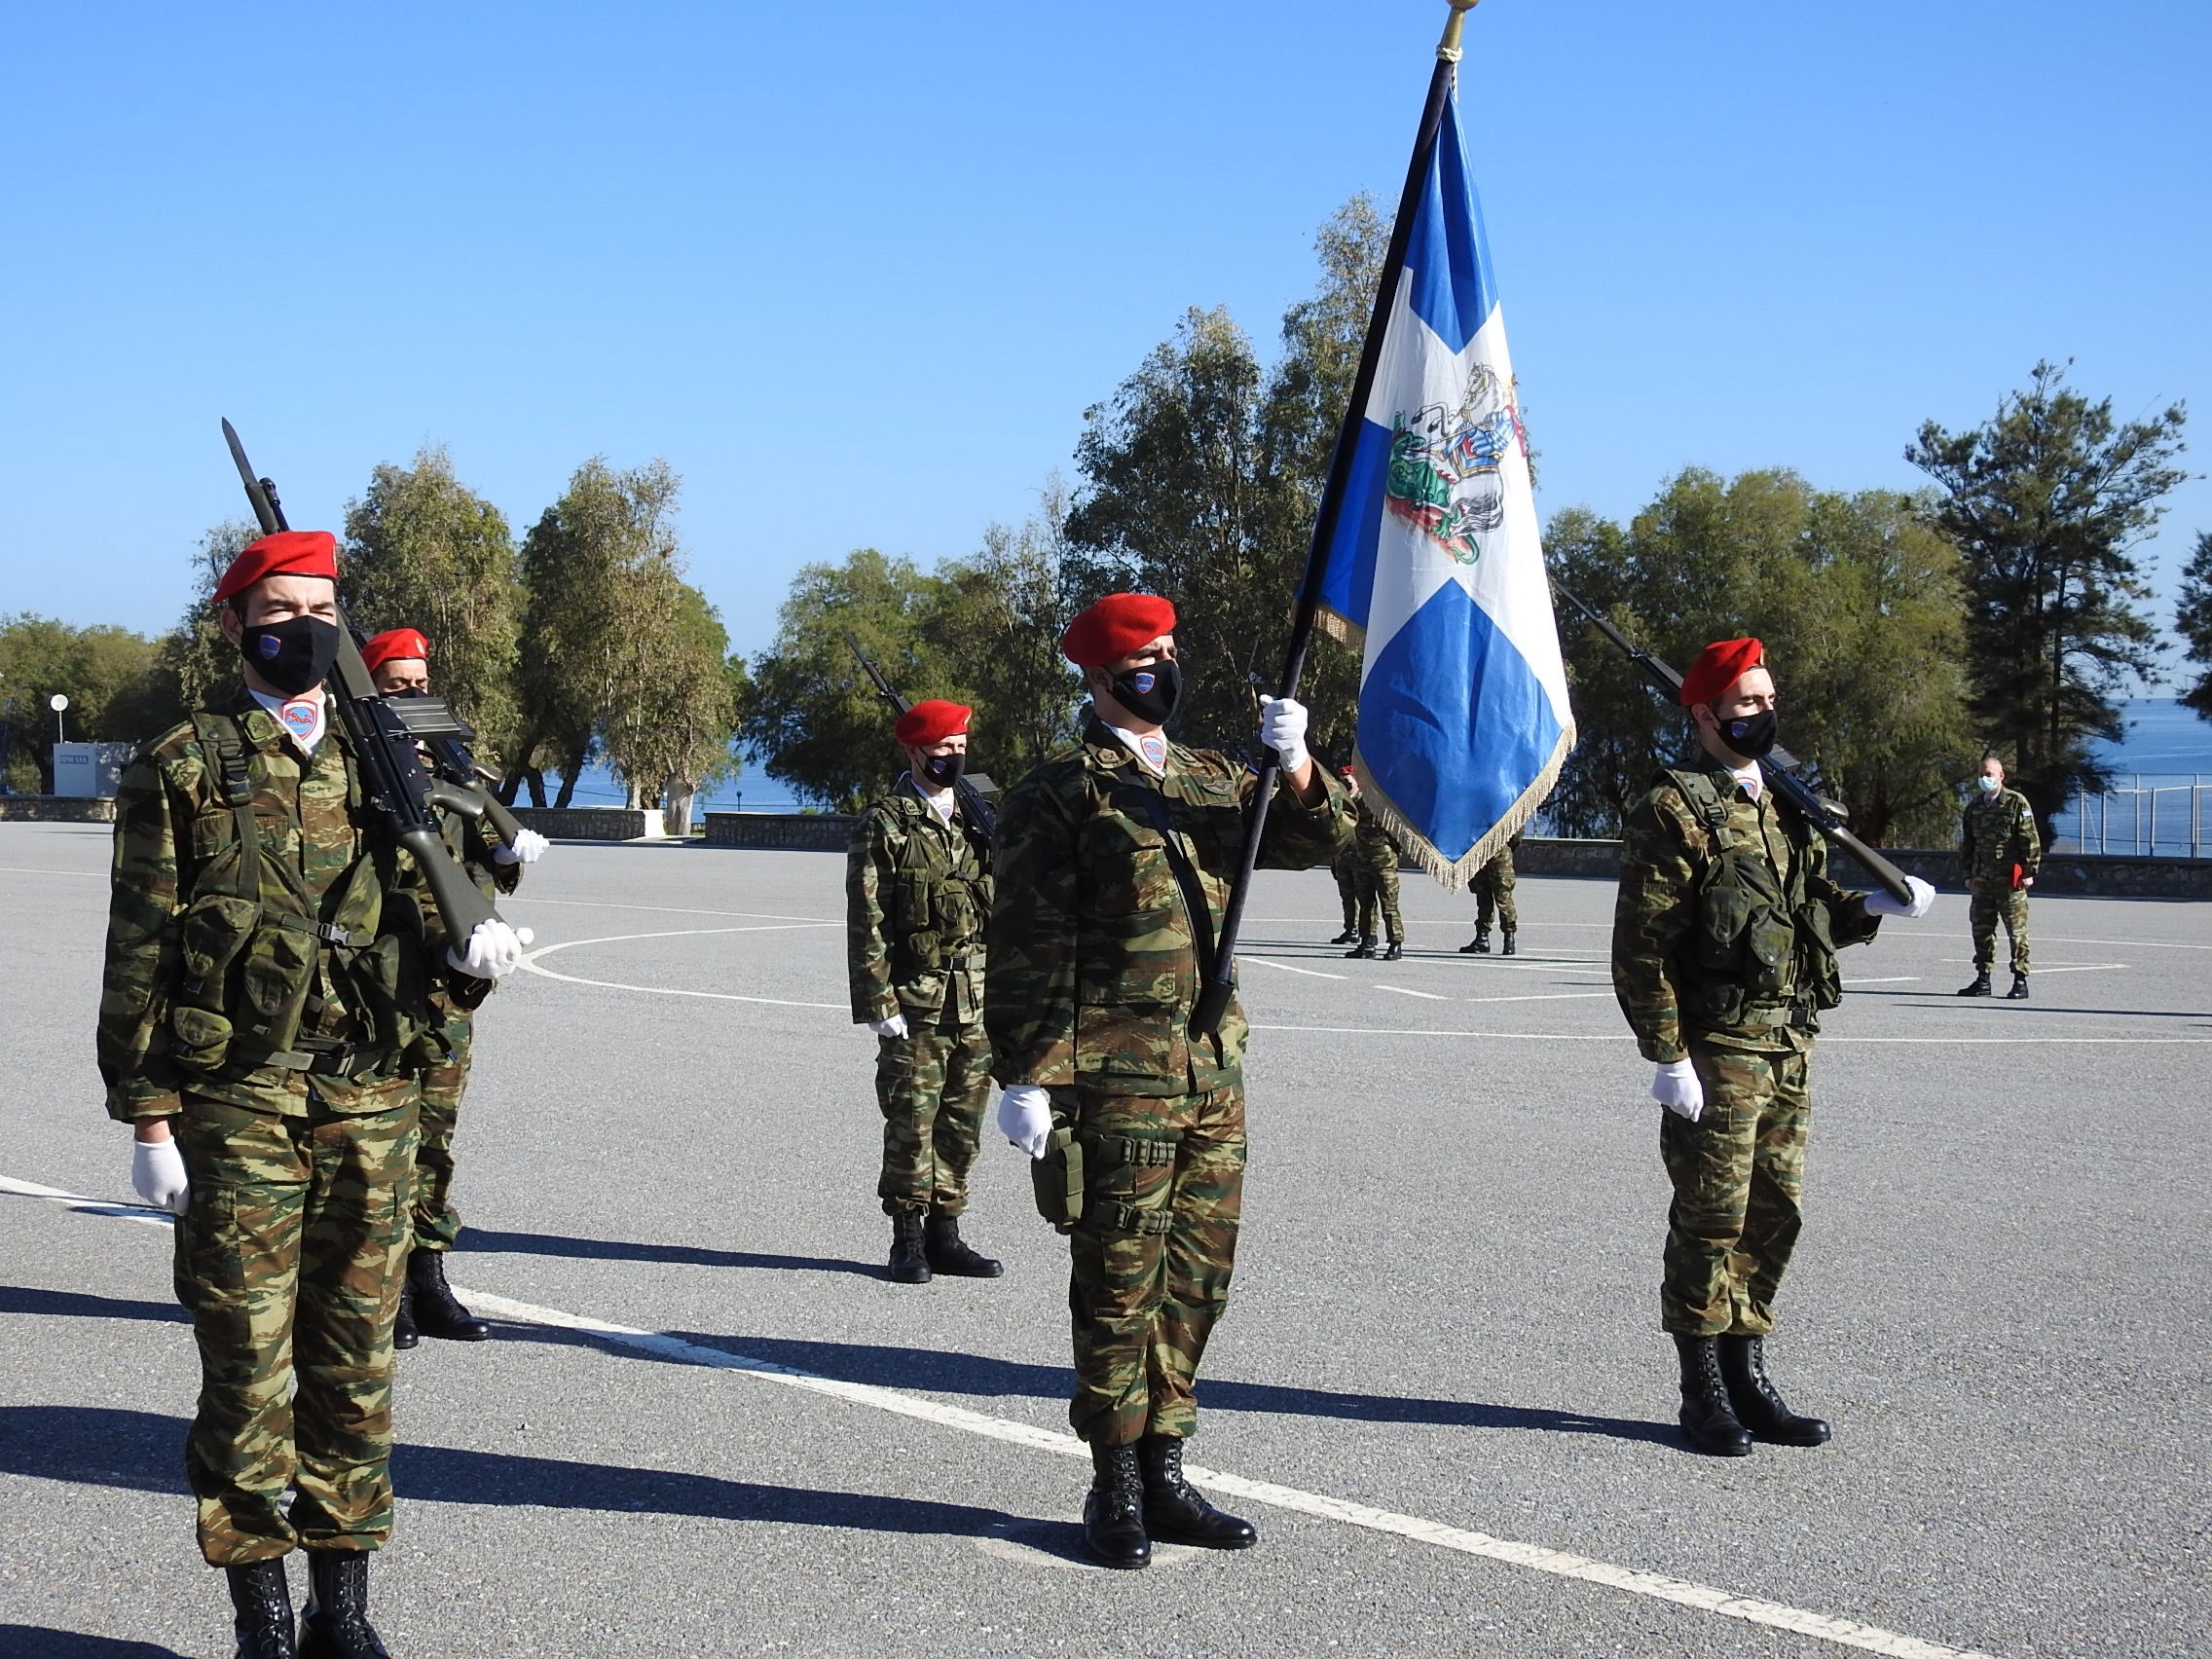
xmin=1191 ymin=0 xmax=1481 ymax=1038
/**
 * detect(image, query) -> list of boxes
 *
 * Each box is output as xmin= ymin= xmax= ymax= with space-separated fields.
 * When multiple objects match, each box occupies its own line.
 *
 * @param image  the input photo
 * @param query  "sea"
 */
xmin=545 ymin=697 xmax=2212 ymax=856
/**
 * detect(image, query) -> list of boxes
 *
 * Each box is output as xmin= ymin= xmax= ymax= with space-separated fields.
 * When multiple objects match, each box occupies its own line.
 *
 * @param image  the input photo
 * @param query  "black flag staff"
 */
xmin=1191 ymin=0 xmax=1482 ymax=1038
xmin=219 ymin=418 xmax=523 ymax=949
xmin=1549 ymin=581 xmax=1917 ymax=904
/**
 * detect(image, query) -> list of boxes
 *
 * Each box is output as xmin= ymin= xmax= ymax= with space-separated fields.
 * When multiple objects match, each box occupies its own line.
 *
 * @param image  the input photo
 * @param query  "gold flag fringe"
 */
xmin=1352 ymin=717 xmax=1576 ymax=894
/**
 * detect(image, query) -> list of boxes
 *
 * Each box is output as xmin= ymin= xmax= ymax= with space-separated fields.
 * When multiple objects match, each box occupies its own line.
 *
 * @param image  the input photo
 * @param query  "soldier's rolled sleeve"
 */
xmin=1611 ymin=792 xmax=1697 ymax=1064
xmin=846 ymin=812 xmax=901 ymax=1025
xmin=97 ymin=756 xmax=185 ymax=1122
xmin=984 ymin=776 xmax=1081 ymax=1088
xmin=1251 ymin=766 xmax=1355 ymax=869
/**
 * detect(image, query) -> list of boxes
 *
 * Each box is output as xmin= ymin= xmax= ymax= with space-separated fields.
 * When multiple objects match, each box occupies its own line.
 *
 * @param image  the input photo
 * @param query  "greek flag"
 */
xmin=1313 ymin=77 xmax=1574 ymax=886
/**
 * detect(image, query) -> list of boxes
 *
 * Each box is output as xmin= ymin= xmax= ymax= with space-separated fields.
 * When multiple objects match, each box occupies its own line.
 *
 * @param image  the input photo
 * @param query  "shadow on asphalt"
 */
xmin=0 ymin=1629 xmax=186 ymax=1658
xmin=492 ymin=1326 xmax=1674 ymax=1445
xmin=459 ymin=1228 xmax=877 ymax=1277
xmin=0 ymin=1286 xmax=186 ymax=1324
xmin=0 ymin=1407 xmax=1033 ymax=1538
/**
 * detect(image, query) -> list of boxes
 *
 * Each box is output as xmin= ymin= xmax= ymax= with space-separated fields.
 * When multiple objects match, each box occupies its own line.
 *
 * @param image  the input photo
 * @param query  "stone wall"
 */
xmin=0 ymin=795 xmax=116 ymax=824
xmin=508 ymin=807 xmax=662 ymax=841
xmin=703 ymin=813 xmax=859 ymax=852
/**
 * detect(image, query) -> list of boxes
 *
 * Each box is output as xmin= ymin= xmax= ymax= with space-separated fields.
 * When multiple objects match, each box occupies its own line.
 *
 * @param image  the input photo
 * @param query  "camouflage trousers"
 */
xmin=1970 ymin=888 xmax=2032 ymax=974
xmin=1658 ymin=1044 xmax=1810 ymax=1338
xmin=410 ymin=1013 xmax=472 ymax=1252
xmin=1067 ymin=1081 xmax=1245 ymax=1447
xmin=1331 ymin=852 xmax=1359 ymax=933
xmin=172 ymin=1091 xmax=417 ymax=1566
xmin=1474 ymin=858 xmax=1518 ymax=932
xmin=875 ymin=1013 xmax=991 ymax=1215
xmin=1354 ymin=858 xmax=1403 ymax=943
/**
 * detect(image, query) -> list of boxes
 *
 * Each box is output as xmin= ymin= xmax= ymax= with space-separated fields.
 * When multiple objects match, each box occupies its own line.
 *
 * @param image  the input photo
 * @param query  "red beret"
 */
xmin=361 ymin=628 xmax=431 ymax=674
xmin=894 ymin=699 xmax=971 ymax=747
xmin=1678 ymin=637 xmax=1765 ymax=706
xmin=1062 ymin=592 xmax=1176 ymax=668
xmin=212 ymin=530 xmax=339 ymax=606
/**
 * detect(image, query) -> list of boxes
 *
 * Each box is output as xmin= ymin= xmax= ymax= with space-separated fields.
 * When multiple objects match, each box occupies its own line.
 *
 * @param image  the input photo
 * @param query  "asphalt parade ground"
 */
xmin=1 ymin=820 xmax=2205 ymax=1659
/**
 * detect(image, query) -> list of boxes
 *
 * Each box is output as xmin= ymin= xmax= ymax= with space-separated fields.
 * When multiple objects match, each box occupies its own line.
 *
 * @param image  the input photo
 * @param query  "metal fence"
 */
xmin=2053 ymin=776 xmax=2211 ymax=858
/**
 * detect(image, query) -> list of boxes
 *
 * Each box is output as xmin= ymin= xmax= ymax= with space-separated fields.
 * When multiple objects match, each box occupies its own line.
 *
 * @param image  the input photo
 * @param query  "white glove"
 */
xmin=868 ymin=1013 xmax=909 ymax=1040
xmin=449 ymin=919 xmax=532 ymax=978
xmin=1651 ymin=1059 xmax=1705 ymax=1123
xmin=997 ymin=1084 xmax=1053 ymax=1159
xmin=492 ymin=828 xmax=550 ymax=866
xmin=1863 ymin=876 xmax=1936 ymax=920
xmin=131 ymin=1137 xmax=190 ymax=1215
xmin=1257 ymin=694 xmax=1311 ymax=776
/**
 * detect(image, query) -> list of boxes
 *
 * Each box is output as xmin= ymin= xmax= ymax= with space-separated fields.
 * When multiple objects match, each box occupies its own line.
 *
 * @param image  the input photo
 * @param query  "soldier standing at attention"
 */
xmin=989 ymin=593 xmax=1352 ymax=1568
xmin=1345 ymin=774 xmax=1405 ymax=961
xmin=100 ymin=532 xmax=525 ymax=1658
xmin=1957 ymin=752 xmax=2039 ymax=1000
xmin=1327 ymin=768 xmax=1361 ymax=945
xmin=358 ymin=627 xmax=549 ymax=1347
xmin=1460 ymin=830 xmax=1522 ymax=956
xmin=1611 ymin=638 xmax=1934 ymax=1458
xmin=847 ymin=698 xmax=1002 ymax=1284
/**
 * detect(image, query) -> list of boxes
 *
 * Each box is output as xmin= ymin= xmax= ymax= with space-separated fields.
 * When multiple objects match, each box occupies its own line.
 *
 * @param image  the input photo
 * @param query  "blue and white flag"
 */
xmin=1313 ymin=79 xmax=1574 ymax=887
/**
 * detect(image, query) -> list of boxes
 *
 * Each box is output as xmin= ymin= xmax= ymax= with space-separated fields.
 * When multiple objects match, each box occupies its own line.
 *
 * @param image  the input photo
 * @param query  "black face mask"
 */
xmin=240 ymin=615 xmax=341 ymax=697
xmin=1108 ymin=658 xmax=1181 ymax=725
xmin=1714 ymin=705 xmax=1779 ymax=760
xmin=920 ymin=752 xmax=966 ymax=789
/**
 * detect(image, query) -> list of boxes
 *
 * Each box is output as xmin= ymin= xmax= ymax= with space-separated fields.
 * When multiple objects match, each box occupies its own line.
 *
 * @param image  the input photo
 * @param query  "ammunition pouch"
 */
xmin=1029 ymin=1125 xmax=1085 ymax=1234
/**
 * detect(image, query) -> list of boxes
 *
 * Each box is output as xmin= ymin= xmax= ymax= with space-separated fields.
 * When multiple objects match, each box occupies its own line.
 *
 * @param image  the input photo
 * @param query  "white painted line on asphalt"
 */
xmin=5 ymin=1169 xmax=2009 ymax=1654
xmin=506 ymin=899 xmax=839 ymax=924
xmin=0 ymin=866 xmax=103 ymax=877
xmin=1252 ymin=1024 xmax=2212 ymax=1045
xmin=518 ymin=925 xmax=848 ymax=1010
xmin=1935 ymin=961 xmax=2128 ymax=976
xmin=1376 ymin=984 xmax=1455 ymax=1001
xmin=1243 ymin=957 xmax=1350 ymax=981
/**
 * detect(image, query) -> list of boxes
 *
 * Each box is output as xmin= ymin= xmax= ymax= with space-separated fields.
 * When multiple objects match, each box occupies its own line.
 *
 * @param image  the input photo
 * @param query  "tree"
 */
xmin=1907 ymin=362 xmax=2188 ymax=839
xmin=0 ymin=614 xmax=168 ymax=792
xmin=151 ymin=521 xmax=257 ymax=727
xmin=342 ymin=446 xmax=521 ymax=768
xmin=2174 ymin=532 xmax=2212 ymax=719
xmin=598 ymin=571 xmax=742 ymax=827
xmin=746 ymin=549 xmax=944 ymax=812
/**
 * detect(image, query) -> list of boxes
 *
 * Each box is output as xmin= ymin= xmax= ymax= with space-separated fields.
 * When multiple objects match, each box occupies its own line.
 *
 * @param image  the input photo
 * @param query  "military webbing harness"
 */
xmin=1663 ymin=765 xmax=1841 ymax=1033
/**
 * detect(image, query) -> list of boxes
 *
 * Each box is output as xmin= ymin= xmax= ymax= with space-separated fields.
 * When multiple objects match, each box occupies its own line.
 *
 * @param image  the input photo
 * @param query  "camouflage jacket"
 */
xmin=1350 ymin=796 xmax=1402 ymax=871
xmin=1612 ymin=758 xmax=1881 ymax=1062
xmin=97 ymin=685 xmax=474 ymax=1122
xmin=986 ymin=716 xmax=1354 ymax=1097
xmin=847 ymin=778 xmax=993 ymax=1025
xmin=1960 ymin=787 xmax=2040 ymax=884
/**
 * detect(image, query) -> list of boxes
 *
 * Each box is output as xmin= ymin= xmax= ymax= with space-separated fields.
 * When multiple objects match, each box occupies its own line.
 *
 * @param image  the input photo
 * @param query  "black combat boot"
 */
xmin=1716 ymin=1334 xmax=1831 ymax=1447
xmin=887 ymin=1211 xmax=931 ymax=1284
xmin=1462 ymin=928 xmax=1492 ymax=955
xmin=1346 ymin=936 xmax=1378 ymax=959
xmin=297 ymin=1552 xmax=389 ymax=1659
xmin=1082 ymin=1442 xmax=1151 ymax=1569
xmin=1382 ymin=940 xmax=1403 ymax=961
xmin=226 ymin=1559 xmax=297 ymax=1659
xmin=1137 ymin=1434 xmax=1258 ymax=1549
xmin=2007 ymin=972 xmax=2029 ymax=1000
xmin=1957 ymin=969 xmax=1992 ymax=997
xmin=1330 ymin=927 xmax=1358 ymax=945
xmin=1500 ymin=929 xmax=1517 ymax=957
xmin=390 ymin=1282 xmax=418 ymax=1352
xmin=923 ymin=1211 xmax=1003 ymax=1277
xmin=405 ymin=1248 xmax=490 ymax=1341
xmin=1673 ymin=1335 xmax=1753 ymax=1457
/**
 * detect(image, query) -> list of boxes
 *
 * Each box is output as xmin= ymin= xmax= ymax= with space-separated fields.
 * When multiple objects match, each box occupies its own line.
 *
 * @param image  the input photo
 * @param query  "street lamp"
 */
xmin=50 ymin=692 xmax=69 ymax=745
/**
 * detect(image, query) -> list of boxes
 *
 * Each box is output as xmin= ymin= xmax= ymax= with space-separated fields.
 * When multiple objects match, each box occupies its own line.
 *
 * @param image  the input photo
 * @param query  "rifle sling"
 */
xmin=1129 ymin=782 xmax=1219 ymax=987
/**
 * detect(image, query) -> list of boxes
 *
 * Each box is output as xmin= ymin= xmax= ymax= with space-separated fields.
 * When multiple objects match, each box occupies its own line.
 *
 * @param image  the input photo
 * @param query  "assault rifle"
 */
xmin=841 ymin=630 xmax=997 ymax=838
xmin=1552 ymin=581 xmax=1915 ymax=903
xmin=221 ymin=419 xmax=516 ymax=945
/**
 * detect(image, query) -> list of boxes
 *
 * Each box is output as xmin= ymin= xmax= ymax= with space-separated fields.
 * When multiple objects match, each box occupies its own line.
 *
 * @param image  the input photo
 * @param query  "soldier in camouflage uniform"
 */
xmin=360 ymin=628 xmax=549 ymax=1349
xmin=1957 ymin=753 xmax=2039 ymax=1000
xmin=1611 ymin=637 xmax=1933 ymax=1459
xmin=848 ymin=698 xmax=1002 ymax=1284
xmin=1327 ymin=766 xmax=1361 ymax=943
xmin=1344 ymin=778 xmax=1404 ymax=960
xmin=1461 ymin=831 xmax=1521 ymax=955
xmin=100 ymin=532 xmax=524 ymax=1659
xmin=988 ymin=593 xmax=1352 ymax=1569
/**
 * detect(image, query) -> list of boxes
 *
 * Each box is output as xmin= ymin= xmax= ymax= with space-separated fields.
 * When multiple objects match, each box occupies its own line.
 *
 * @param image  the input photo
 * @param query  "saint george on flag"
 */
xmin=1310 ymin=15 xmax=1574 ymax=888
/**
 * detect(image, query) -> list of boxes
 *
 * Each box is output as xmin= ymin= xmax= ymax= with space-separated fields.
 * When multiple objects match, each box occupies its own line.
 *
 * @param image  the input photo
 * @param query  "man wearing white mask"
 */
xmin=1956 ymin=752 xmax=2039 ymax=1000
xmin=1611 ymin=637 xmax=1935 ymax=1459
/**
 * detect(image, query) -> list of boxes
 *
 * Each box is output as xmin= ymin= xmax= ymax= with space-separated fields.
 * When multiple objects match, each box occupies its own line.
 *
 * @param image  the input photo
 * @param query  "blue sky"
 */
xmin=3 ymin=1 xmax=2207 ymax=677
